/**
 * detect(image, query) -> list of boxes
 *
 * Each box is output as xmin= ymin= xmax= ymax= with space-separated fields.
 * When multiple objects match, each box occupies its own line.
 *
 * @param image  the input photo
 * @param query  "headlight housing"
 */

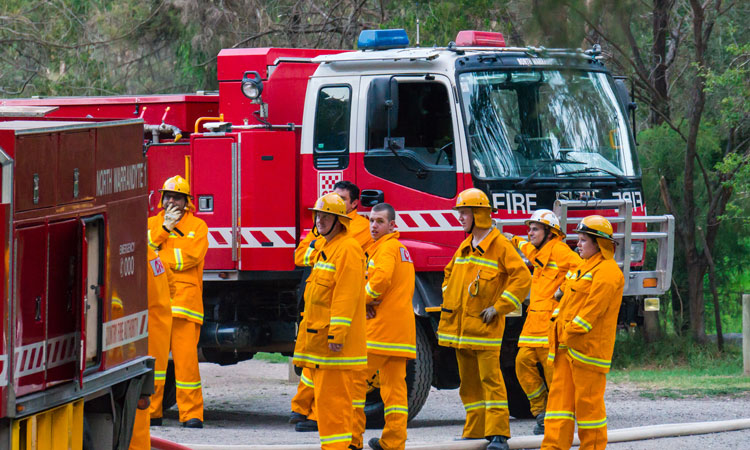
xmin=241 ymin=71 xmax=263 ymax=100
xmin=630 ymin=241 xmax=645 ymax=262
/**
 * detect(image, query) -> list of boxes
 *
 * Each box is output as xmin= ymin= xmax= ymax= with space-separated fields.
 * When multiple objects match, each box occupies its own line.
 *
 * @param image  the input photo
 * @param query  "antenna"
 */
xmin=416 ymin=3 xmax=420 ymax=47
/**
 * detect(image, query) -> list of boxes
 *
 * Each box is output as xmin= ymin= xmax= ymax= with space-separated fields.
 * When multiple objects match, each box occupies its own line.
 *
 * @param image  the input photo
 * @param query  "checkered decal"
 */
xmin=318 ymin=172 xmax=343 ymax=197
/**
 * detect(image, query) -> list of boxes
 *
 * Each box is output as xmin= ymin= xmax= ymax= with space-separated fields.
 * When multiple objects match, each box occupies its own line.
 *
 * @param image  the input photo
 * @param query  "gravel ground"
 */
xmin=151 ymin=359 xmax=750 ymax=449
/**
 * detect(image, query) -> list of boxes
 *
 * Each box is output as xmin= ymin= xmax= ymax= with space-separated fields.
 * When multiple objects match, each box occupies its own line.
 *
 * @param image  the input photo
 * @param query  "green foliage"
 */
xmin=611 ymin=332 xmax=748 ymax=397
xmin=254 ymin=352 xmax=289 ymax=364
xmin=381 ymin=1 xmax=512 ymax=48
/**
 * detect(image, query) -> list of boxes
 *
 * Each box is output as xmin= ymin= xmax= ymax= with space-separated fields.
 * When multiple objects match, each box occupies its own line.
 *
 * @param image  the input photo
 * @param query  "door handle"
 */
xmin=360 ymin=189 xmax=385 ymax=207
xmin=34 ymin=296 xmax=42 ymax=321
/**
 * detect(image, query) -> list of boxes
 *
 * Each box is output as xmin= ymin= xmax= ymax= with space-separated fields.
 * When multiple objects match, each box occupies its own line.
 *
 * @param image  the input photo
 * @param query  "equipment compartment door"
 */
xmin=14 ymin=224 xmax=48 ymax=396
xmin=46 ymin=219 xmax=80 ymax=388
xmin=191 ymin=136 xmax=238 ymax=270
xmin=238 ymin=131 xmax=297 ymax=271
xmin=146 ymin=143 xmax=191 ymax=215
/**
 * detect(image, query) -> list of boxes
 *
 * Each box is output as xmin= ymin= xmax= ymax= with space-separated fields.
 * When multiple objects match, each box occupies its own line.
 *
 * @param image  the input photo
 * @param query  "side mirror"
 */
xmin=614 ymin=78 xmax=637 ymax=144
xmin=367 ymin=78 xmax=399 ymax=137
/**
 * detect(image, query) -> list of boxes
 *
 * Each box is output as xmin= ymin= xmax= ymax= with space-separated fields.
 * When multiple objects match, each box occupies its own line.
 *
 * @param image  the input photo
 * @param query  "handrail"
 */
xmin=496 ymin=199 xmax=675 ymax=297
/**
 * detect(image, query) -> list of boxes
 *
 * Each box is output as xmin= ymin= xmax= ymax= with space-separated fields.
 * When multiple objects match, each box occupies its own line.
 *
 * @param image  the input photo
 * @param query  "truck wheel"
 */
xmin=162 ymin=359 xmax=177 ymax=411
xmin=365 ymin=324 xmax=432 ymax=428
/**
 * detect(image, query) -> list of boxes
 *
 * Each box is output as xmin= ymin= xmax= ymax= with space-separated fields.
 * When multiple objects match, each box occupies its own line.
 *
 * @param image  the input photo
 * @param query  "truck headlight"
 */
xmin=630 ymin=241 xmax=645 ymax=261
xmin=241 ymin=71 xmax=263 ymax=100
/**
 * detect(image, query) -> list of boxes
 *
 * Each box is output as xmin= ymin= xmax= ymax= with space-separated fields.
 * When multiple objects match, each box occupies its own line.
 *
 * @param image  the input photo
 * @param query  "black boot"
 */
xmin=533 ymin=411 xmax=545 ymax=435
xmin=295 ymin=419 xmax=318 ymax=432
xmin=289 ymin=411 xmax=307 ymax=424
xmin=150 ymin=417 xmax=162 ymax=427
xmin=368 ymin=437 xmax=384 ymax=450
xmin=182 ymin=418 xmax=203 ymax=428
xmin=486 ymin=435 xmax=510 ymax=450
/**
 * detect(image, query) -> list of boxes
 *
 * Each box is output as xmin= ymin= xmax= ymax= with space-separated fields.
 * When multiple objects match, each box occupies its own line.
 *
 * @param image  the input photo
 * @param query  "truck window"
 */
xmin=364 ymin=80 xmax=457 ymax=198
xmin=313 ymin=85 xmax=351 ymax=170
xmin=459 ymin=70 xmax=639 ymax=179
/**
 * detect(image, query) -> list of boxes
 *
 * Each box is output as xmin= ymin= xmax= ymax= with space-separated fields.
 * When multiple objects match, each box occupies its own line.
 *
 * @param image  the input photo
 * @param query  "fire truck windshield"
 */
xmin=458 ymin=69 xmax=639 ymax=180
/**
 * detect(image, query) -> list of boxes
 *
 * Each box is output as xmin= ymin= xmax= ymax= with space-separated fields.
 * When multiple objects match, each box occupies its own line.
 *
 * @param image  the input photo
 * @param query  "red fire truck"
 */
xmin=1 ymin=29 xmax=674 ymax=424
xmin=0 ymin=117 xmax=153 ymax=449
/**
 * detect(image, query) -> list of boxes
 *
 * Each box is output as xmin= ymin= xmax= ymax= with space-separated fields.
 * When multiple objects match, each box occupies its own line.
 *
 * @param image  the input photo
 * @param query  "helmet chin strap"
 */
xmin=320 ymin=216 xmax=339 ymax=238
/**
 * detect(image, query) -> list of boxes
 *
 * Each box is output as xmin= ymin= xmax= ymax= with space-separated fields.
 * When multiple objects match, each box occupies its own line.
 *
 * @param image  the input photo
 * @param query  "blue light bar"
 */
xmin=357 ymin=29 xmax=410 ymax=50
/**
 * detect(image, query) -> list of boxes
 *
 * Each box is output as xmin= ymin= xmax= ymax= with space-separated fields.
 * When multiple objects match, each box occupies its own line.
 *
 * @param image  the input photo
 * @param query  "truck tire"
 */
xmin=364 ymin=324 xmax=432 ymax=429
xmin=162 ymin=360 xmax=177 ymax=411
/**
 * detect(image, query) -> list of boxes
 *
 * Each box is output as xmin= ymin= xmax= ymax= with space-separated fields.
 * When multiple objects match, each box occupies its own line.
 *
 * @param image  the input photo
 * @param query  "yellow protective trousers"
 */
xmin=147 ymin=298 xmax=172 ymax=420
xmin=172 ymin=317 xmax=203 ymax=422
xmin=291 ymin=368 xmax=318 ymax=421
xmin=311 ymin=368 xmax=354 ymax=449
xmin=542 ymin=350 xmax=608 ymax=450
xmin=515 ymin=346 xmax=554 ymax=417
xmin=456 ymin=348 xmax=510 ymax=439
xmin=351 ymin=354 xmax=409 ymax=450
xmin=128 ymin=406 xmax=150 ymax=450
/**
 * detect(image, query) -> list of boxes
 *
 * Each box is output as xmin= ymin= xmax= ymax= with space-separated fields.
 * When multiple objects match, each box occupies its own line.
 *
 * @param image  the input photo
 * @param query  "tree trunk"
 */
xmin=686 ymin=256 xmax=707 ymax=343
xmin=650 ymin=0 xmax=672 ymax=125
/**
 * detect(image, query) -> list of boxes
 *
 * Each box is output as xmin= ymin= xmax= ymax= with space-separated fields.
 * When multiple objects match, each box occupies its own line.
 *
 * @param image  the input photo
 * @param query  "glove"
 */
xmin=554 ymin=288 xmax=564 ymax=301
xmin=162 ymin=205 xmax=181 ymax=231
xmin=503 ymin=232 xmax=514 ymax=240
xmin=480 ymin=306 xmax=498 ymax=324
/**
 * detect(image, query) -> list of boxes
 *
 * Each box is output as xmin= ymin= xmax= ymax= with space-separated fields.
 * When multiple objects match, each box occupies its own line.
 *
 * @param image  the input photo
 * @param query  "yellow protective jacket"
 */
xmin=293 ymin=229 xmax=368 ymax=370
xmin=148 ymin=211 xmax=208 ymax=324
xmin=510 ymin=236 xmax=581 ymax=348
xmin=364 ymin=232 xmax=416 ymax=359
xmin=294 ymin=210 xmax=373 ymax=267
xmin=147 ymin=246 xmax=175 ymax=319
xmin=438 ymin=228 xmax=532 ymax=350
xmin=549 ymin=252 xmax=624 ymax=373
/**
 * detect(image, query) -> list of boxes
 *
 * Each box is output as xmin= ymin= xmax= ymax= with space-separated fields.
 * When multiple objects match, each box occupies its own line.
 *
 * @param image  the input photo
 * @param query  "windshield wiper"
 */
xmin=515 ymin=158 xmax=585 ymax=188
xmin=557 ymin=167 xmax=631 ymax=185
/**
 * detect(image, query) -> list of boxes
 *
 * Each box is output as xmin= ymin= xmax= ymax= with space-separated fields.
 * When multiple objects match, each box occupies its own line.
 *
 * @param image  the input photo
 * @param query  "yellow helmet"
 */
xmin=526 ymin=209 xmax=565 ymax=237
xmin=575 ymin=215 xmax=615 ymax=259
xmin=160 ymin=175 xmax=191 ymax=196
xmin=310 ymin=193 xmax=351 ymax=232
xmin=454 ymin=188 xmax=496 ymax=229
xmin=159 ymin=175 xmax=194 ymax=210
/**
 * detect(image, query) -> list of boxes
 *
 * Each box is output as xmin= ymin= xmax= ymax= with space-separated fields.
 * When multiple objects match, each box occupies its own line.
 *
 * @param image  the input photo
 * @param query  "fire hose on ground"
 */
xmin=152 ymin=417 xmax=750 ymax=449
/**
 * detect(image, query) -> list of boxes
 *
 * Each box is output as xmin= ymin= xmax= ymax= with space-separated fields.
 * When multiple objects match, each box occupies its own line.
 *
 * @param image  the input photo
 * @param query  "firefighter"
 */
xmin=292 ymin=192 xmax=367 ymax=449
xmin=350 ymin=202 xmax=415 ymax=450
xmin=503 ymin=209 xmax=581 ymax=435
xmin=129 ymin=246 xmax=174 ymax=449
xmin=147 ymin=175 xmax=208 ymax=428
xmin=291 ymin=181 xmax=373 ymax=432
xmin=541 ymin=216 xmax=624 ymax=450
xmin=438 ymin=188 xmax=531 ymax=450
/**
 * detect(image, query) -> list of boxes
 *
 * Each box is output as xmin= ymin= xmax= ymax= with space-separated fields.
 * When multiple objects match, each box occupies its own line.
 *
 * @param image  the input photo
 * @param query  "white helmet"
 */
xmin=525 ymin=209 xmax=564 ymax=237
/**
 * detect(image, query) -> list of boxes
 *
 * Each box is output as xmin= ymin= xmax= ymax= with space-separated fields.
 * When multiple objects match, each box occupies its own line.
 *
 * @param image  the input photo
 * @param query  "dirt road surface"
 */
xmin=151 ymin=359 xmax=750 ymax=449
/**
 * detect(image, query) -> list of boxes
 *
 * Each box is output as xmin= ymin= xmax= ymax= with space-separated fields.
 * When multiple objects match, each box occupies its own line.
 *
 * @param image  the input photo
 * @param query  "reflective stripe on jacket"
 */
xmin=293 ymin=230 xmax=367 ymax=370
xmin=364 ymin=232 xmax=416 ymax=359
xmin=550 ymin=253 xmax=624 ymax=373
xmin=148 ymin=211 xmax=208 ymax=324
xmin=438 ymin=228 xmax=531 ymax=351
xmin=511 ymin=236 xmax=581 ymax=347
